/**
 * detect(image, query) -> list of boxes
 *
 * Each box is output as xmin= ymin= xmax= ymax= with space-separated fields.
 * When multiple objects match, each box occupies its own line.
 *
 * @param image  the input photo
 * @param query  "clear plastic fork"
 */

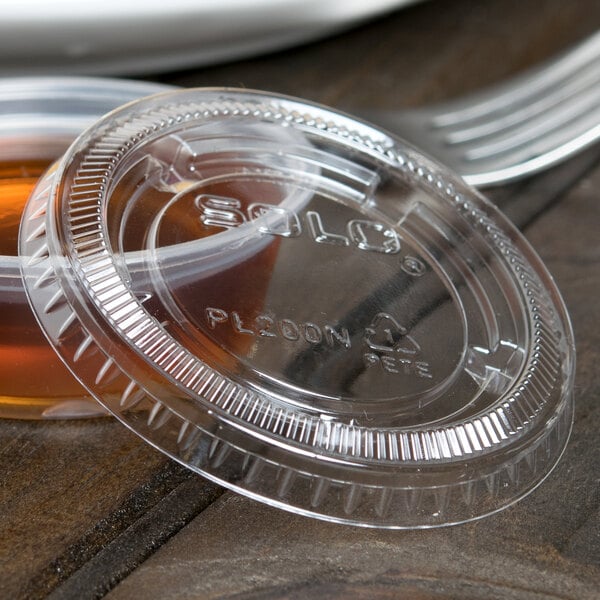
xmin=363 ymin=31 xmax=600 ymax=187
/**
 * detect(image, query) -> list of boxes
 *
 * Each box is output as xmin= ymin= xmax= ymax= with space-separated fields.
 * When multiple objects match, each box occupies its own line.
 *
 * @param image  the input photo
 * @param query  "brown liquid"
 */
xmin=0 ymin=159 xmax=102 ymax=419
xmin=0 ymin=160 xmax=48 ymax=255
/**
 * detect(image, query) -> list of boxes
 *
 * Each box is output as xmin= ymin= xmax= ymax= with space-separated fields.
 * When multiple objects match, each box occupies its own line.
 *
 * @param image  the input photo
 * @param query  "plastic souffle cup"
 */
xmin=0 ymin=77 xmax=174 ymax=419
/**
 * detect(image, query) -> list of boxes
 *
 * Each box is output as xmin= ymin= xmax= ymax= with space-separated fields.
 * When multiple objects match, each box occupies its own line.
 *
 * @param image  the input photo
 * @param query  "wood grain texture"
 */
xmin=1 ymin=0 xmax=599 ymax=598
xmin=0 ymin=419 xmax=220 ymax=599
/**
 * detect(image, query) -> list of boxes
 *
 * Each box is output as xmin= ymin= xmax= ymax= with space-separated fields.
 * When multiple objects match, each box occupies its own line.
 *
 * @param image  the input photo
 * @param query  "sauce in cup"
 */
xmin=0 ymin=158 xmax=102 ymax=418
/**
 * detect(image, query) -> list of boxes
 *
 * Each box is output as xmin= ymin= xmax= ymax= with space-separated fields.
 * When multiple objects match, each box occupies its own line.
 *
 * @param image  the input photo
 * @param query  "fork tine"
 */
xmin=463 ymin=122 xmax=600 ymax=187
xmin=445 ymin=62 xmax=600 ymax=144
xmin=463 ymin=86 xmax=600 ymax=161
xmin=431 ymin=31 xmax=600 ymax=128
xmin=465 ymin=107 xmax=600 ymax=170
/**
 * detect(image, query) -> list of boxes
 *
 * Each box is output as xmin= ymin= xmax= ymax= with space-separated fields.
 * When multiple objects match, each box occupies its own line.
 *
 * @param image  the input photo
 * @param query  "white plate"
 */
xmin=0 ymin=0 xmax=422 ymax=76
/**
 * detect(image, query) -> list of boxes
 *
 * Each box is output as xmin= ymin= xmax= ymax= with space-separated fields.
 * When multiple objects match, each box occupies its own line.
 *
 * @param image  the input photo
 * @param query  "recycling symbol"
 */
xmin=364 ymin=312 xmax=420 ymax=355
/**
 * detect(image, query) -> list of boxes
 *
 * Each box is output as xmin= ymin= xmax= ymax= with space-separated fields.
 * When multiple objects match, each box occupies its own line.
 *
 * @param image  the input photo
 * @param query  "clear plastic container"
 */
xmin=0 ymin=78 xmax=173 ymax=418
xmin=19 ymin=88 xmax=575 ymax=527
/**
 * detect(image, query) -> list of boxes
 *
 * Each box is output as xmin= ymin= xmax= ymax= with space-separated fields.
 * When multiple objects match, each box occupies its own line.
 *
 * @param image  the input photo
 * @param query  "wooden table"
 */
xmin=1 ymin=1 xmax=599 ymax=598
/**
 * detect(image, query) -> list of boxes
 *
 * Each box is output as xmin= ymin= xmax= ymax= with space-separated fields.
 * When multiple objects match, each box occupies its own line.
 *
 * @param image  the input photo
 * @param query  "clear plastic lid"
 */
xmin=19 ymin=88 xmax=575 ymax=527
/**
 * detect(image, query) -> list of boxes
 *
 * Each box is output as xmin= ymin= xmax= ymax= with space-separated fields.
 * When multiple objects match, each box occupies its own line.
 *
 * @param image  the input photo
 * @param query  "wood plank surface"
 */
xmin=1 ymin=0 xmax=599 ymax=598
